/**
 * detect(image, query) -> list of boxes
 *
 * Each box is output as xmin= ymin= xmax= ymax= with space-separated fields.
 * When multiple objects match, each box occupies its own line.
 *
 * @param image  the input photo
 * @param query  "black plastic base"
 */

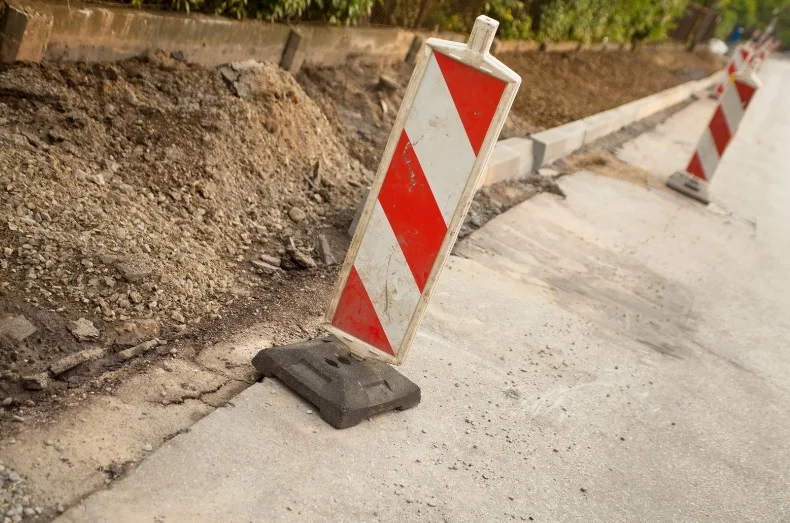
xmin=666 ymin=171 xmax=710 ymax=205
xmin=252 ymin=336 xmax=420 ymax=429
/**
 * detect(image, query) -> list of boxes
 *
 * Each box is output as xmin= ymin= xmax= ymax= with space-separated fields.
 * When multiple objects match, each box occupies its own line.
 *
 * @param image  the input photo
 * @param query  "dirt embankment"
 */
xmin=0 ymin=52 xmax=370 ymax=399
xmin=0 ymin=46 xmax=722 ymax=441
xmin=299 ymin=48 xmax=723 ymax=169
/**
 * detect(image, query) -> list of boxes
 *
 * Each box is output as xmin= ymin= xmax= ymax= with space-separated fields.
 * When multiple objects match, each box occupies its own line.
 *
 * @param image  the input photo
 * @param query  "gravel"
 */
xmin=0 ymin=461 xmax=37 ymax=521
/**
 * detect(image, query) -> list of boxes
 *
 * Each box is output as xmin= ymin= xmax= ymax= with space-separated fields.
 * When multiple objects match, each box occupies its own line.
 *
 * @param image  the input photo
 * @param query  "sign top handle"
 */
xmin=467 ymin=15 xmax=499 ymax=55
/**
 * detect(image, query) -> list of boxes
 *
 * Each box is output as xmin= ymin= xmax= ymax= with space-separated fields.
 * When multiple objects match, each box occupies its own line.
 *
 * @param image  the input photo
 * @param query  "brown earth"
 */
xmin=0 ymin=52 xmax=369 ymax=406
xmin=299 ymin=48 xmax=723 ymax=170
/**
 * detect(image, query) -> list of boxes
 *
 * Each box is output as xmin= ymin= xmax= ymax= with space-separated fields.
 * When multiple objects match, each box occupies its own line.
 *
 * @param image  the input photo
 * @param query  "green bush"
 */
xmin=129 ymin=0 xmax=374 ymax=23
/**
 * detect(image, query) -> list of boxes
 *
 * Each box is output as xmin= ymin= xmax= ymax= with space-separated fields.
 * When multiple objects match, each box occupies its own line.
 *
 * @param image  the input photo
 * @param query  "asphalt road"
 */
xmin=61 ymin=58 xmax=790 ymax=522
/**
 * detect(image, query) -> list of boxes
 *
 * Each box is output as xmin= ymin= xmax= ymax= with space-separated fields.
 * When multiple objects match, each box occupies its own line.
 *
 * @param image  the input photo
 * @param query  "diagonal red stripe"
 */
xmin=687 ymin=152 xmax=707 ymax=181
xmin=708 ymin=107 xmax=731 ymax=156
xmin=735 ymin=80 xmax=757 ymax=108
xmin=433 ymin=51 xmax=507 ymax=156
xmin=331 ymin=267 xmax=394 ymax=355
xmin=378 ymin=130 xmax=447 ymax=292
xmin=739 ymin=47 xmax=750 ymax=61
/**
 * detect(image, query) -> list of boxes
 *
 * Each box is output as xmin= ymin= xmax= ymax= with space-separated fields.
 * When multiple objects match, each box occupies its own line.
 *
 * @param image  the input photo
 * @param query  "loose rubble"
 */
xmin=0 ymin=51 xmax=372 ymax=383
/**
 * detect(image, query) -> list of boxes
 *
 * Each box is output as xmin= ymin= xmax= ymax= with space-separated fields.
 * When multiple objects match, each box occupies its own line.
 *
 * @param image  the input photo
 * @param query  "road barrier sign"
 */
xmin=752 ymin=39 xmax=774 ymax=72
xmin=324 ymin=16 xmax=521 ymax=365
xmin=254 ymin=15 xmax=521 ymax=428
xmin=667 ymin=69 xmax=761 ymax=204
xmin=715 ymin=45 xmax=752 ymax=98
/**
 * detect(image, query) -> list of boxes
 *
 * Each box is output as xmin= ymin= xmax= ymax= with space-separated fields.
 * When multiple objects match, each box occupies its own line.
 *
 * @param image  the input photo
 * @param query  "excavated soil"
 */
xmin=0 ymin=52 xmax=370 ymax=407
xmin=0 ymin=46 xmax=722 ymax=448
xmin=298 ymin=48 xmax=723 ymax=169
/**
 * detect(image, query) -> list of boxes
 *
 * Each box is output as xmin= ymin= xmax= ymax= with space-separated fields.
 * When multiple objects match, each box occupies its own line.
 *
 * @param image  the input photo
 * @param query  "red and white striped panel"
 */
xmin=750 ymin=39 xmax=773 ymax=68
xmin=715 ymin=45 xmax=752 ymax=96
xmin=687 ymin=72 xmax=761 ymax=182
xmin=325 ymin=18 xmax=520 ymax=364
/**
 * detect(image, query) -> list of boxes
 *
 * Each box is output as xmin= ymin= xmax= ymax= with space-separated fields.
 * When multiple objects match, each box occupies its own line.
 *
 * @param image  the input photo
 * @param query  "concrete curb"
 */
xmin=482 ymin=70 xmax=722 ymax=187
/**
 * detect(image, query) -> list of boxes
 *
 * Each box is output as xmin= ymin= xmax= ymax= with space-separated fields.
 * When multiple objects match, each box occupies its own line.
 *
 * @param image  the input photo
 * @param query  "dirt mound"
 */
xmin=0 ymin=52 xmax=371 ymax=380
xmin=502 ymin=48 xmax=724 ymax=132
xmin=299 ymin=49 xmax=724 ymax=162
xmin=298 ymin=59 xmax=412 ymax=170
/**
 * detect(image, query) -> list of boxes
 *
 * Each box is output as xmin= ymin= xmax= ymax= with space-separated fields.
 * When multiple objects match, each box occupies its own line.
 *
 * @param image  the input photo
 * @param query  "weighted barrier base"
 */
xmin=252 ymin=336 xmax=420 ymax=429
xmin=666 ymin=171 xmax=710 ymax=205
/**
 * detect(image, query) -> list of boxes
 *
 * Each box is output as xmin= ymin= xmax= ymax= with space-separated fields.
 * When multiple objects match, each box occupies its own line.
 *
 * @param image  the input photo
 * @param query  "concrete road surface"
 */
xmin=61 ymin=59 xmax=790 ymax=522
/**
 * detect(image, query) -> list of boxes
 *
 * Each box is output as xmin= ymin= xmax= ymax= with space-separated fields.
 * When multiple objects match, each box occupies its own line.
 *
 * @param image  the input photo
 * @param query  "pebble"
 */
xmin=56 ymin=504 xmax=65 ymax=513
xmin=288 ymin=206 xmax=307 ymax=222
xmin=1 ymin=397 xmax=12 ymax=406
xmin=171 ymin=311 xmax=185 ymax=323
xmin=142 ymin=443 xmax=153 ymax=452
xmin=44 ymin=439 xmax=54 ymax=446
xmin=259 ymin=254 xmax=281 ymax=267
xmin=23 ymin=508 xmax=36 ymax=517
xmin=8 ymin=471 xmax=21 ymax=482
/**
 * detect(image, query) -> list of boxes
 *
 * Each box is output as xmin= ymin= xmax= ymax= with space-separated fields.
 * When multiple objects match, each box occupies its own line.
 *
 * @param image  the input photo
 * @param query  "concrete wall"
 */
xmin=0 ymin=0 xmax=691 ymax=68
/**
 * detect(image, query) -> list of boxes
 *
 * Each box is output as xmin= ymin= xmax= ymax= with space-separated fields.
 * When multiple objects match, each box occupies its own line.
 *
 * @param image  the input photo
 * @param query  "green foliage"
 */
xmin=127 ymin=0 xmax=373 ymax=23
xmin=483 ymin=0 xmax=532 ymax=40
xmin=532 ymin=0 xmax=687 ymax=43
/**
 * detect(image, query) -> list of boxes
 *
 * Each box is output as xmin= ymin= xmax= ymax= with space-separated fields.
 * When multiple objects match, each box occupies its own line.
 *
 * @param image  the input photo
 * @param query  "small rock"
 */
xmin=23 ymin=508 xmax=36 ymax=517
xmin=377 ymin=74 xmax=400 ymax=91
xmin=580 ymin=487 xmax=587 ymax=493
xmin=56 ymin=504 xmax=65 ymax=514
xmin=0 ymin=314 xmax=36 ymax=343
xmin=162 ymin=360 xmax=172 ymax=372
xmin=259 ymin=254 xmax=281 ymax=267
xmin=73 ymin=169 xmax=87 ymax=180
xmin=170 ymin=311 xmax=185 ymax=323
xmin=288 ymin=207 xmax=307 ymax=223
xmin=89 ymin=173 xmax=106 ymax=186
xmin=44 ymin=440 xmax=54 ymax=446
xmin=251 ymin=260 xmax=279 ymax=274
xmin=8 ymin=471 xmax=20 ymax=482
xmin=1 ymin=397 xmax=12 ymax=406
xmin=142 ymin=443 xmax=153 ymax=452
xmin=49 ymin=347 xmax=107 ymax=375
xmin=22 ymin=372 xmax=49 ymax=391
xmin=11 ymin=415 xmax=24 ymax=423
xmin=117 ymin=339 xmax=160 ymax=362
xmin=115 ymin=258 xmax=153 ymax=283
xmin=317 ymin=234 xmax=337 ymax=266
xmin=68 ymin=318 xmax=100 ymax=342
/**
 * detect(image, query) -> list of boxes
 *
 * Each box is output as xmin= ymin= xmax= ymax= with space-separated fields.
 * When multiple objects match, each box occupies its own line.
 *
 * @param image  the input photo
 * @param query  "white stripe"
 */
xmin=353 ymin=201 xmax=422 ymax=353
xmin=720 ymin=81 xmax=745 ymax=134
xmin=405 ymin=53 xmax=477 ymax=225
xmin=695 ymin=129 xmax=720 ymax=181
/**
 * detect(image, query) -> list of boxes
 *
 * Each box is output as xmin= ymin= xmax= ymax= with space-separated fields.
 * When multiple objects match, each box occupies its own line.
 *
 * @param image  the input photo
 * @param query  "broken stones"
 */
xmin=109 ymin=319 xmax=160 ymax=347
xmin=0 ymin=315 xmax=36 ymax=344
xmin=317 ymin=234 xmax=337 ymax=266
xmin=259 ymin=254 xmax=281 ymax=267
xmin=115 ymin=258 xmax=153 ymax=283
xmin=287 ymin=239 xmax=316 ymax=269
xmin=117 ymin=339 xmax=160 ymax=362
xmin=68 ymin=318 xmax=100 ymax=342
xmin=251 ymin=260 xmax=280 ymax=274
xmin=22 ymin=372 xmax=49 ymax=391
xmin=49 ymin=347 xmax=107 ymax=376
xmin=377 ymin=74 xmax=400 ymax=92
